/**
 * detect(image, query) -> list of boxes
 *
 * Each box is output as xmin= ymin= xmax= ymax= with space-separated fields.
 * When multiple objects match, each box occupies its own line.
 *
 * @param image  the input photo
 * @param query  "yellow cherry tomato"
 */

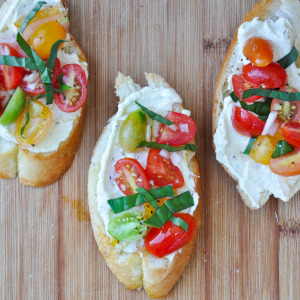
xmin=15 ymin=100 xmax=52 ymax=148
xmin=29 ymin=21 xmax=66 ymax=59
xmin=14 ymin=7 xmax=60 ymax=28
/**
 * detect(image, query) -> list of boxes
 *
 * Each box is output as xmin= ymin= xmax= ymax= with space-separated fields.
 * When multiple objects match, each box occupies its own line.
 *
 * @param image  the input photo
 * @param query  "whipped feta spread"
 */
xmin=214 ymin=1 xmax=300 ymax=208
xmin=96 ymin=85 xmax=199 ymax=261
xmin=0 ymin=0 xmax=88 ymax=153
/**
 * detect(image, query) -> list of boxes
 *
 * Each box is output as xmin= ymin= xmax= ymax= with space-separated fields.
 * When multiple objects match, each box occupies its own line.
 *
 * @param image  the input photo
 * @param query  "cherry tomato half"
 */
xmin=20 ymin=58 xmax=61 ymax=95
xmin=54 ymin=64 xmax=87 ymax=112
xmin=232 ymin=74 xmax=261 ymax=104
xmin=282 ymin=122 xmax=300 ymax=148
xmin=29 ymin=21 xmax=66 ymax=60
xmin=15 ymin=100 xmax=52 ymax=148
xmin=242 ymin=36 xmax=273 ymax=67
xmin=0 ymin=43 xmax=25 ymax=90
xmin=269 ymin=148 xmax=300 ymax=177
xmin=242 ymin=62 xmax=287 ymax=89
xmin=270 ymin=86 xmax=300 ymax=123
xmin=114 ymin=158 xmax=149 ymax=196
xmin=231 ymin=106 xmax=265 ymax=137
xmin=145 ymin=213 xmax=196 ymax=258
xmin=145 ymin=149 xmax=185 ymax=188
xmin=156 ymin=111 xmax=196 ymax=146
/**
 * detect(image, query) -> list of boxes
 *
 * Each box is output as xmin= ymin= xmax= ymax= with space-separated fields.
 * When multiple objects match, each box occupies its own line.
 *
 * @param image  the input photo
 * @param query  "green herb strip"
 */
xmin=135 ymin=141 xmax=197 ymax=152
xmin=242 ymin=89 xmax=300 ymax=102
xmin=136 ymin=187 xmax=159 ymax=209
xmin=135 ymin=101 xmax=174 ymax=125
xmin=239 ymin=97 xmax=272 ymax=116
xmin=46 ymin=39 xmax=67 ymax=77
xmin=230 ymin=91 xmax=239 ymax=102
xmin=19 ymin=1 xmax=46 ymax=34
xmin=57 ymin=73 xmax=71 ymax=91
xmin=108 ymin=185 xmax=175 ymax=214
xmin=169 ymin=216 xmax=189 ymax=232
xmin=271 ymin=140 xmax=294 ymax=158
xmin=0 ymin=56 xmax=38 ymax=70
xmin=277 ymin=46 xmax=299 ymax=69
xmin=243 ymin=137 xmax=257 ymax=155
xmin=144 ymin=191 xmax=194 ymax=228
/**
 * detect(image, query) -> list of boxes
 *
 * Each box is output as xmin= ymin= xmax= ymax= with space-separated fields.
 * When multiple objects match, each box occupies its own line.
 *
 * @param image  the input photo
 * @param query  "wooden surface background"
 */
xmin=0 ymin=0 xmax=299 ymax=299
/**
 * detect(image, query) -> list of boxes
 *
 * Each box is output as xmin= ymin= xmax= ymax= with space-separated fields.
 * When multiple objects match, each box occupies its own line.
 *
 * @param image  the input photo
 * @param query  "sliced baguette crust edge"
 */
xmin=212 ymin=0 xmax=281 ymax=209
xmin=0 ymin=0 xmax=88 ymax=186
xmin=88 ymin=75 xmax=202 ymax=298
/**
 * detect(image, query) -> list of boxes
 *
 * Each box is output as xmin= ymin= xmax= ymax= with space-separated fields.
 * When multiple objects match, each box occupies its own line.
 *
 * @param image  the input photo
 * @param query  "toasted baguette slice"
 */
xmin=88 ymin=73 xmax=202 ymax=298
xmin=213 ymin=0 xmax=299 ymax=209
xmin=0 ymin=0 xmax=88 ymax=186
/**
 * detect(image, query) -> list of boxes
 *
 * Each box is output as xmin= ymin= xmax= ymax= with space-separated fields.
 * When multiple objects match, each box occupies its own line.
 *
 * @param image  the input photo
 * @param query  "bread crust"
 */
xmin=88 ymin=73 xmax=202 ymax=298
xmin=0 ymin=0 xmax=88 ymax=186
xmin=212 ymin=0 xmax=282 ymax=209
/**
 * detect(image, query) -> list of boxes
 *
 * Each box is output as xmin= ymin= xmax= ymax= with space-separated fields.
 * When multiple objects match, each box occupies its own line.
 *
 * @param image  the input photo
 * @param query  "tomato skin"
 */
xmin=156 ymin=112 xmax=197 ymax=146
xmin=146 ymin=149 xmax=185 ymax=188
xmin=20 ymin=58 xmax=61 ymax=95
xmin=269 ymin=148 xmax=300 ymax=176
xmin=242 ymin=62 xmax=287 ymax=89
xmin=242 ymin=37 xmax=273 ymax=67
xmin=282 ymin=123 xmax=300 ymax=148
xmin=54 ymin=64 xmax=87 ymax=112
xmin=232 ymin=74 xmax=261 ymax=104
xmin=0 ymin=43 xmax=25 ymax=90
xmin=145 ymin=213 xmax=196 ymax=258
xmin=231 ymin=106 xmax=265 ymax=137
xmin=114 ymin=158 xmax=149 ymax=196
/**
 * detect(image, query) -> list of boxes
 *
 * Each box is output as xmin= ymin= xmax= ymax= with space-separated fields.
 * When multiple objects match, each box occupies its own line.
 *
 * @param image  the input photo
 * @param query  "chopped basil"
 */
xmin=108 ymin=185 xmax=175 ymax=214
xmin=46 ymin=39 xmax=67 ymax=77
xmin=136 ymin=187 xmax=159 ymax=209
xmin=0 ymin=56 xmax=38 ymax=70
xmin=258 ymin=115 xmax=268 ymax=122
xmin=277 ymin=46 xmax=299 ymax=69
xmin=243 ymin=137 xmax=257 ymax=155
xmin=57 ymin=73 xmax=71 ymax=91
xmin=135 ymin=141 xmax=197 ymax=152
xmin=230 ymin=91 xmax=239 ymax=102
xmin=169 ymin=216 xmax=189 ymax=232
xmin=144 ymin=191 xmax=194 ymax=228
xmin=271 ymin=140 xmax=294 ymax=158
xmin=135 ymin=101 xmax=174 ymax=125
xmin=239 ymin=97 xmax=271 ymax=116
xmin=242 ymin=89 xmax=300 ymax=102
xmin=19 ymin=1 xmax=46 ymax=34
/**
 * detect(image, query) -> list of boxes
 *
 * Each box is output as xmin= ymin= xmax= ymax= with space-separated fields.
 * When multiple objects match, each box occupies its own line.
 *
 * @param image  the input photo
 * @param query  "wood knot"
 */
xmin=278 ymin=219 xmax=300 ymax=236
xmin=203 ymin=38 xmax=231 ymax=51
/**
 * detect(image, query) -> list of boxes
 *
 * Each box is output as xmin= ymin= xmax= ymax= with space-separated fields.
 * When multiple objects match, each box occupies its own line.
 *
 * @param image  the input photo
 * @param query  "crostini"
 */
xmin=0 ymin=0 xmax=88 ymax=186
xmin=88 ymin=72 xmax=201 ymax=298
xmin=213 ymin=0 xmax=300 ymax=208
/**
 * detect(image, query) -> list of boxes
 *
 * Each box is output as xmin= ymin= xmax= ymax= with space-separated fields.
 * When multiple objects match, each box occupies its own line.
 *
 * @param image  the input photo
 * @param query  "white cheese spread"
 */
xmin=214 ymin=1 xmax=300 ymax=208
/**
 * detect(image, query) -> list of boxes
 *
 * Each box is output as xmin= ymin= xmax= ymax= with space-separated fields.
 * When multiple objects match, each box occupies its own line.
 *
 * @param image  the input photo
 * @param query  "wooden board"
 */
xmin=0 ymin=0 xmax=299 ymax=299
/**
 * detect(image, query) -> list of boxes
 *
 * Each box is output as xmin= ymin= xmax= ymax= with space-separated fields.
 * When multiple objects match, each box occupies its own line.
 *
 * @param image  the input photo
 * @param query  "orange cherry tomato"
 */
xmin=269 ymin=148 xmax=300 ymax=177
xmin=29 ymin=21 xmax=66 ymax=59
xmin=15 ymin=100 xmax=52 ymax=148
xmin=243 ymin=36 xmax=273 ymax=67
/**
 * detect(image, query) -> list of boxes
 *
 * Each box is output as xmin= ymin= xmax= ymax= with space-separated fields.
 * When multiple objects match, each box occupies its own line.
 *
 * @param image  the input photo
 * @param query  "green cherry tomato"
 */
xmin=119 ymin=109 xmax=147 ymax=152
xmin=0 ymin=87 xmax=26 ymax=125
xmin=107 ymin=210 xmax=147 ymax=242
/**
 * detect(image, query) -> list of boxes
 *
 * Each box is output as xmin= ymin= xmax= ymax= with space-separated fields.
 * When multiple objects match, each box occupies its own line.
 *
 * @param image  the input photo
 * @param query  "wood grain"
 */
xmin=0 ymin=0 xmax=299 ymax=299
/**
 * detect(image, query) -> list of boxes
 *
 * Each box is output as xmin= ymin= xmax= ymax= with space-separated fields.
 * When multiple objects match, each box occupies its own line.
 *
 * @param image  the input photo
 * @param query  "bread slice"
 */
xmin=212 ymin=0 xmax=297 ymax=209
xmin=0 ymin=0 xmax=88 ymax=186
xmin=88 ymin=73 xmax=202 ymax=298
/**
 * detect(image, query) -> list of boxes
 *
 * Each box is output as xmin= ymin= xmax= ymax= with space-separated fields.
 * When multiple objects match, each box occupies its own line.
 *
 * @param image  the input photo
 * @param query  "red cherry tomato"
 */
xmin=20 ymin=58 xmax=61 ymax=95
xmin=270 ymin=86 xmax=300 ymax=123
xmin=242 ymin=62 xmax=287 ymax=89
xmin=282 ymin=122 xmax=300 ymax=148
xmin=145 ymin=213 xmax=196 ymax=258
xmin=146 ymin=149 xmax=185 ymax=188
xmin=242 ymin=37 xmax=273 ymax=67
xmin=232 ymin=74 xmax=261 ymax=104
xmin=114 ymin=158 xmax=149 ymax=196
xmin=54 ymin=64 xmax=87 ymax=112
xmin=231 ymin=106 xmax=265 ymax=137
xmin=0 ymin=43 xmax=25 ymax=90
xmin=269 ymin=148 xmax=300 ymax=177
xmin=156 ymin=111 xmax=196 ymax=146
